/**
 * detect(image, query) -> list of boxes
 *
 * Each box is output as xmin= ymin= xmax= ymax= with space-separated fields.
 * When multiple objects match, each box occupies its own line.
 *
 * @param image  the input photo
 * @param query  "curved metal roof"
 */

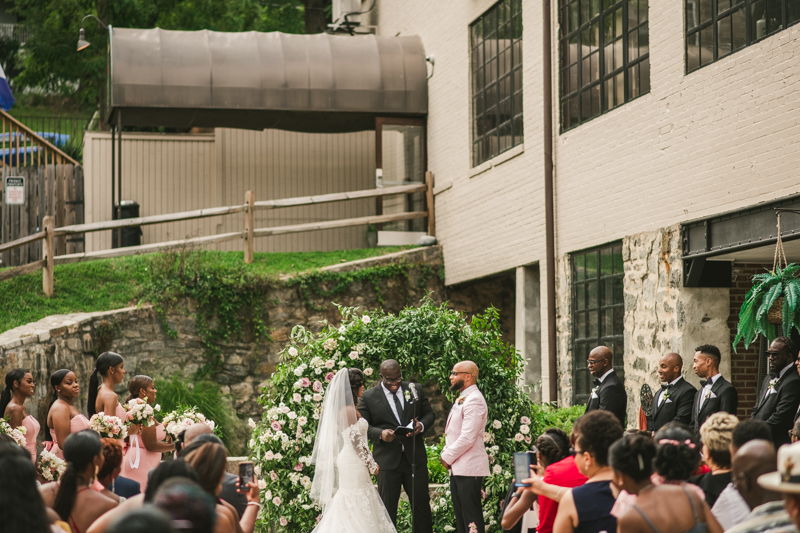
xmin=108 ymin=28 xmax=428 ymax=133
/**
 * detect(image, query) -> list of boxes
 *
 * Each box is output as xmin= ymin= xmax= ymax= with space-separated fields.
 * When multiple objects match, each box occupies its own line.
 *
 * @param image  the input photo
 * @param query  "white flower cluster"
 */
xmin=89 ymin=413 xmax=128 ymax=439
xmin=161 ymin=407 xmax=215 ymax=441
xmin=38 ymin=449 xmax=66 ymax=481
xmin=0 ymin=418 xmax=27 ymax=447
xmin=125 ymin=398 xmax=157 ymax=428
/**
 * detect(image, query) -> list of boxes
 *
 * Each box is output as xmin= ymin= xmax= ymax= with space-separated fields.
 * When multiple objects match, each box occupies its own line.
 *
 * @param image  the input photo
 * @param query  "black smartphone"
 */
xmin=513 ymin=452 xmax=532 ymax=488
xmin=239 ymin=461 xmax=254 ymax=491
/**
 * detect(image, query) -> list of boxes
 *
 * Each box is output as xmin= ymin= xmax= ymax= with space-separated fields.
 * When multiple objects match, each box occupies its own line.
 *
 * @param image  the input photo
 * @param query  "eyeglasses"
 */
xmin=587 ymin=360 xmax=602 ymax=366
xmin=450 ymin=371 xmax=470 ymax=376
xmin=570 ymin=447 xmax=587 ymax=455
xmin=380 ymin=374 xmax=403 ymax=384
xmin=766 ymin=351 xmax=784 ymax=358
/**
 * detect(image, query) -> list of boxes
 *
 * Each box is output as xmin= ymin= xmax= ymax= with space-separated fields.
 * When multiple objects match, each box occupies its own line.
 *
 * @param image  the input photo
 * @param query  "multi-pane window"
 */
xmin=470 ymin=0 xmax=523 ymax=167
xmin=559 ymin=0 xmax=650 ymax=131
xmin=571 ymin=243 xmax=625 ymax=405
xmin=686 ymin=0 xmax=800 ymax=73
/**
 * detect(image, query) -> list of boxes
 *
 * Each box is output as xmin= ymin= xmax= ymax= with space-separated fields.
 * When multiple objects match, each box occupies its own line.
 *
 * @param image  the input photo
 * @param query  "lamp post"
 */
xmin=76 ymin=14 xmax=109 ymax=51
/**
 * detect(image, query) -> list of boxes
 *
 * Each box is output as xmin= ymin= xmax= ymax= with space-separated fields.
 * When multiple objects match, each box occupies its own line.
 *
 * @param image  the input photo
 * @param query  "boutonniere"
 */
xmin=456 ymin=397 xmax=465 ymax=405
xmin=662 ymin=390 xmax=671 ymax=400
xmin=704 ymin=389 xmax=712 ymax=399
xmin=404 ymin=389 xmax=412 ymax=402
xmin=768 ymin=378 xmax=779 ymax=390
xmin=591 ymin=386 xmax=599 ymax=396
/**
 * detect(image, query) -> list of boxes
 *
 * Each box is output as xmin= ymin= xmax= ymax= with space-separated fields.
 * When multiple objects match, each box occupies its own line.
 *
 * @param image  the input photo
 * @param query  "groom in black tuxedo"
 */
xmin=646 ymin=353 xmax=697 ymax=433
xmin=752 ymin=336 xmax=800 ymax=446
xmin=691 ymin=344 xmax=738 ymax=438
xmin=358 ymin=359 xmax=435 ymax=533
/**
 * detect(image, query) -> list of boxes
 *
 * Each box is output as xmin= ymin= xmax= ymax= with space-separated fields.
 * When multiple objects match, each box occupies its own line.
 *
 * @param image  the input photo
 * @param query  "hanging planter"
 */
xmin=734 ymin=215 xmax=800 ymax=350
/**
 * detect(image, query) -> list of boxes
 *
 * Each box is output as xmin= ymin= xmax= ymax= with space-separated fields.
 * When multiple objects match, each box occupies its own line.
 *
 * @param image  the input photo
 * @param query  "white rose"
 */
xmin=249 ymin=439 xmax=256 ymax=448
xmin=265 ymin=490 xmax=272 ymax=500
xmin=257 ymin=479 xmax=267 ymax=490
xmin=514 ymin=433 xmax=524 ymax=442
xmin=493 ymin=465 xmax=502 ymax=475
xmin=349 ymin=351 xmax=359 ymax=360
xmin=288 ymin=346 xmax=298 ymax=357
xmin=492 ymin=420 xmax=502 ymax=429
xmin=364 ymin=368 xmax=373 ymax=376
xmin=339 ymin=325 xmax=347 ymax=333
xmin=248 ymin=418 xmax=257 ymax=429
xmin=362 ymin=315 xmax=371 ymax=324
xmin=298 ymin=416 xmax=308 ymax=426
xmin=294 ymin=367 xmax=304 ymax=377
xmin=304 ymin=394 xmax=311 ymax=402
xmin=293 ymin=393 xmax=302 ymax=403
xmin=265 ymin=451 xmax=274 ymax=460
xmin=338 ymin=361 xmax=347 ymax=367
xmin=315 ymin=367 xmax=322 ymax=375
xmin=325 ymin=359 xmax=335 ymax=369
xmin=287 ymin=411 xmax=297 ymax=420
xmin=520 ymin=424 xmax=529 ymax=435
xmin=274 ymin=453 xmax=283 ymax=460
xmin=483 ymin=432 xmax=493 ymax=443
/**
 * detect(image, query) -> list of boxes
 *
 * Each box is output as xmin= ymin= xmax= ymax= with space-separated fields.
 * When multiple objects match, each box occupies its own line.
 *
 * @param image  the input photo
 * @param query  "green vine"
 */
xmin=286 ymin=262 xmax=435 ymax=311
xmin=138 ymin=250 xmax=275 ymax=377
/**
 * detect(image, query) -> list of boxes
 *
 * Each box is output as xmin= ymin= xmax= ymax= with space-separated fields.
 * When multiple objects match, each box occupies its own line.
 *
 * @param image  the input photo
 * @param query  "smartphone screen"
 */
xmin=239 ymin=461 xmax=254 ymax=490
xmin=513 ymin=452 xmax=532 ymax=487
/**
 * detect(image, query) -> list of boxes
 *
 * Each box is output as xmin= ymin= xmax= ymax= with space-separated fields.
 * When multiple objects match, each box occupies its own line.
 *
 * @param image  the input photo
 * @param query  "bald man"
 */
xmin=584 ymin=346 xmax=627 ymax=425
xmin=726 ymin=440 xmax=789 ymax=533
xmin=647 ymin=353 xmax=698 ymax=433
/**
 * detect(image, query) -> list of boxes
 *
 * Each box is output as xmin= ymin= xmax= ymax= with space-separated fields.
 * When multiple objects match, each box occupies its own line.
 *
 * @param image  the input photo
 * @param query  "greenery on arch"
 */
xmin=249 ymin=297 xmax=582 ymax=533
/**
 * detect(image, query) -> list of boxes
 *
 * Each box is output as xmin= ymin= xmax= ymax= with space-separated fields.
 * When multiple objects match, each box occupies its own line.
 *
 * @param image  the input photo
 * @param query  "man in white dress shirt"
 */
xmin=692 ymin=344 xmax=738 ymax=439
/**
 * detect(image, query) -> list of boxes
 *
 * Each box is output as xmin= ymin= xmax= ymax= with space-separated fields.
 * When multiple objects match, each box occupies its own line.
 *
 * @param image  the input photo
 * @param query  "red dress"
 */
xmin=538 ymin=455 xmax=588 ymax=533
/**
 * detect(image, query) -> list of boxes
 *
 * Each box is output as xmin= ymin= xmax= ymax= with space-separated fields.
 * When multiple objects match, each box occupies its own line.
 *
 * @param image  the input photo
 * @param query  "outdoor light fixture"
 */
xmin=77 ymin=14 xmax=109 ymax=52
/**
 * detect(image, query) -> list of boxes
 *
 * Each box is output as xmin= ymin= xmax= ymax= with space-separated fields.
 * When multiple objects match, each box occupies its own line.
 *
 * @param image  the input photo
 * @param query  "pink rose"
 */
xmin=313 ymin=380 xmax=323 ymax=392
xmin=271 ymin=421 xmax=282 ymax=431
xmin=294 ymin=463 xmax=303 ymax=471
xmin=299 ymin=378 xmax=311 ymax=388
xmin=325 ymin=372 xmax=334 ymax=382
xmin=316 ymin=515 xmax=322 ymax=523
xmin=280 ymin=517 xmax=288 ymax=526
xmin=270 ymin=471 xmax=278 ymax=481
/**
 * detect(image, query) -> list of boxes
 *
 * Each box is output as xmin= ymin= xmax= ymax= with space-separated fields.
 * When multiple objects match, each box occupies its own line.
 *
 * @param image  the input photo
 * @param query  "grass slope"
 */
xmin=0 ymin=247 xmax=412 ymax=333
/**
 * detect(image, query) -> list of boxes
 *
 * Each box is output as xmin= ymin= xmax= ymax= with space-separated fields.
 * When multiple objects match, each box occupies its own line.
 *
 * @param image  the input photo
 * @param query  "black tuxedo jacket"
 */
xmin=646 ymin=377 xmax=697 ymax=433
xmin=357 ymin=381 xmax=435 ymax=470
xmin=585 ymin=370 xmax=627 ymax=426
xmin=752 ymin=368 xmax=800 ymax=446
xmin=113 ymin=475 xmax=141 ymax=498
xmin=692 ymin=376 xmax=738 ymax=436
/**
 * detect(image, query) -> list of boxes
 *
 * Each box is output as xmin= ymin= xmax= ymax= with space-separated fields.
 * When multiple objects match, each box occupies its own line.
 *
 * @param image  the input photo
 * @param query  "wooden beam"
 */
xmin=42 ymin=216 xmax=54 ymax=296
xmin=425 ymin=171 xmax=435 ymax=238
xmin=0 ymin=110 xmax=79 ymax=165
xmin=54 ymin=231 xmax=244 ymax=265
xmin=0 ymin=259 xmax=46 ymax=282
xmin=253 ymin=211 xmax=428 ymax=238
xmin=0 ymin=230 xmax=46 ymax=254
xmin=252 ymin=183 xmax=428 ymax=211
xmin=54 ymin=204 xmax=247 ymax=236
xmin=244 ymin=190 xmax=254 ymax=264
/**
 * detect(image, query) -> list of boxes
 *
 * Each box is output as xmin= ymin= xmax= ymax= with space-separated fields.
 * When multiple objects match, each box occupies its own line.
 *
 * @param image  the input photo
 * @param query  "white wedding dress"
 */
xmin=311 ymin=417 xmax=396 ymax=533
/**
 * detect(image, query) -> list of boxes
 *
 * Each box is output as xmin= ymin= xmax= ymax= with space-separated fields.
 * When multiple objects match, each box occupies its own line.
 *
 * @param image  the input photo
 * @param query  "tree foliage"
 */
xmin=11 ymin=0 xmax=305 ymax=105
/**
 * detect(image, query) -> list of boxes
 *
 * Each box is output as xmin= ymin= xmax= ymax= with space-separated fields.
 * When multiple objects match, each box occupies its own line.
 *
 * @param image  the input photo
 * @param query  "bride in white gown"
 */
xmin=310 ymin=368 xmax=397 ymax=533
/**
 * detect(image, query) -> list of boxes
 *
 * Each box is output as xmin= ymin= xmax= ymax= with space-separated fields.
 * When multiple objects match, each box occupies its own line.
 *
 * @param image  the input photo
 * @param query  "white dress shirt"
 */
xmin=764 ymin=363 xmax=794 ymax=400
xmin=657 ymin=376 xmax=684 ymax=407
xmin=381 ymin=382 xmax=404 ymax=424
xmin=698 ymin=373 xmax=721 ymax=411
xmin=597 ymin=368 xmax=614 ymax=383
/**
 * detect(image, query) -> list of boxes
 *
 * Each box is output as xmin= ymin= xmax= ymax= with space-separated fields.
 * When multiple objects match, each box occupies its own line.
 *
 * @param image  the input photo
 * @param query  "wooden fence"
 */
xmin=0 ymin=173 xmax=435 ymax=295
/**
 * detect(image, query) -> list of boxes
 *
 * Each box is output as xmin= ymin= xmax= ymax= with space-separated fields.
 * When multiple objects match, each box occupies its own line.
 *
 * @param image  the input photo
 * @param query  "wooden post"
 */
xmin=244 ymin=190 xmax=254 ymax=264
xmin=425 ymin=171 xmax=435 ymax=237
xmin=42 ymin=215 xmax=54 ymax=296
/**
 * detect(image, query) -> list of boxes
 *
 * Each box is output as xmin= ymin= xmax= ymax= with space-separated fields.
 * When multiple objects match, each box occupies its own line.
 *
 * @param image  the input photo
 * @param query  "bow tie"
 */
xmin=700 ymin=379 xmax=710 ymax=387
xmin=660 ymin=383 xmax=669 ymax=391
xmin=593 ymin=379 xmax=601 ymax=387
xmin=769 ymin=373 xmax=778 ymax=380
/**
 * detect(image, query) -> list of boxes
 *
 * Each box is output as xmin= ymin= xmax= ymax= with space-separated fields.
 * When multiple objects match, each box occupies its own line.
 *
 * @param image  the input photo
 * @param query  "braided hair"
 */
xmin=609 ymin=433 xmax=656 ymax=482
xmin=535 ymin=428 xmax=570 ymax=467
xmin=348 ymin=368 xmax=365 ymax=404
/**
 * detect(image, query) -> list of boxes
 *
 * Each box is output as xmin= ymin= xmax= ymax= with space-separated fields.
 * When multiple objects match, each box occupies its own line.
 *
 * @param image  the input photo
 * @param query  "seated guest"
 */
xmin=711 ymin=419 xmax=772 ymax=529
xmin=752 ymin=336 xmax=800 ymax=447
xmin=98 ymin=438 xmax=140 ymax=503
xmin=0 ymin=441 xmax=55 ymax=533
xmin=39 ymin=429 xmax=118 ymax=533
xmin=502 ymin=428 xmax=587 ymax=533
xmin=689 ymin=412 xmax=738 ymax=507
xmin=552 ymin=410 xmax=623 ymax=533
xmin=792 ymin=417 xmax=800 ymax=443
xmin=758 ymin=442 xmax=800 ymax=531
xmin=647 ymin=353 xmax=697 ymax=433
xmin=652 ymin=425 xmax=701 ymax=485
xmin=105 ymin=507 xmax=175 ymax=533
xmin=608 ymin=433 xmax=657 ymax=518
xmin=154 ymin=478 xmax=217 ymax=533
xmin=726 ymin=440 xmax=788 ymax=533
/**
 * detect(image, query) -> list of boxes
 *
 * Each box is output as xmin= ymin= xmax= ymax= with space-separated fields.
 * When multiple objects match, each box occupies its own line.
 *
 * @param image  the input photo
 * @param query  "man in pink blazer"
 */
xmin=441 ymin=360 xmax=490 ymax=533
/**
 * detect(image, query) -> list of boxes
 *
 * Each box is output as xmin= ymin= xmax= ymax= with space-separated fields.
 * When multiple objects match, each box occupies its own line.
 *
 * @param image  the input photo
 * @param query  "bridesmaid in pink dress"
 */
xmin=120 ymin=375 xmax=173 ymax=490
xmin=87 ymin=351 xmax=140 ymax=444
xmin=0 ymin=368 xmax=39 ymax=462
xmin=45 ymin=369 xmax=90 ymax=459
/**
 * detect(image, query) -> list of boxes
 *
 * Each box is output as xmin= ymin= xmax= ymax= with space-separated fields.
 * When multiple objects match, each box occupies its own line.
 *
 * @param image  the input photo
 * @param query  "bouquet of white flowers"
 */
xmin=161 ymin=407 xmax=216 ymax=441
xmin=39 ymin=449 xmax=67 ymax=482
xmin=125 ymin=398 xmax=157 ymax=428
xmin=89 ymin=413 xmax=128 ymax=439
xmin=0 ymin=417 xmax=27 ymax=447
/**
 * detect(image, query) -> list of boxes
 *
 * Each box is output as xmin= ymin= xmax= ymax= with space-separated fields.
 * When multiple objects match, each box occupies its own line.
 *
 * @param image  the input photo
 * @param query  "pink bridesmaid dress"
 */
xmin=21 ymin=414 xmax=40 ymax=462
xmin=49 ymin=414 xmax=91 ymax=459
xmin=121 ymin=423 xmax=167 ymax=491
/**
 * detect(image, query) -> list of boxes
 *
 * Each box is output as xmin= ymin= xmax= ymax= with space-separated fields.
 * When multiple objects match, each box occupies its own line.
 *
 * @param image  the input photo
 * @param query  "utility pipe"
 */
xmin=543 ymin=0 xmax=557 ymax=403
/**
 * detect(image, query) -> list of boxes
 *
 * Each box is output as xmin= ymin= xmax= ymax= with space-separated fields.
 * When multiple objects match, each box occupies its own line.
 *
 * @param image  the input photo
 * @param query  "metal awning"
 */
xmin=108 ymin=28 xmax=428 ymax=133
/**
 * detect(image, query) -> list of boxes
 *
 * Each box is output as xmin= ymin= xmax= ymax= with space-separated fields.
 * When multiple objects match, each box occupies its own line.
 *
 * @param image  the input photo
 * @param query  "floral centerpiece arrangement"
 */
xmin=162 ymin=406 xmax=217 ymax=441
xmin=89 ymin=413 xmax=128 ymax=439
xmin=125 ymin=398 xmax=157 ymax=428
xmin=0 ymin=417 xmax=27 ymax=447
xmin=38 ymin=449 xmax=67 ymax=481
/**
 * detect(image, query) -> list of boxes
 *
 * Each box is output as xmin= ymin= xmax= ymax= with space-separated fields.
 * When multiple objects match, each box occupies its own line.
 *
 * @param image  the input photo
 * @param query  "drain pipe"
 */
xmin=542 ymin=0 xmax=558 ymax=404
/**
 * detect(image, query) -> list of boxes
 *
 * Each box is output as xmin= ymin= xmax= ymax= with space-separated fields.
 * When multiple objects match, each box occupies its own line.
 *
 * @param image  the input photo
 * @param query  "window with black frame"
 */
xmin=559 ymin=0 xmax=650 ymax=131
xmin=686 ymin=0 xmax=800 ymax=73
xmin=571 ymin=243 xmax=625 ymax=405
xmin=470 ymin=0 xmax=523 ymax=167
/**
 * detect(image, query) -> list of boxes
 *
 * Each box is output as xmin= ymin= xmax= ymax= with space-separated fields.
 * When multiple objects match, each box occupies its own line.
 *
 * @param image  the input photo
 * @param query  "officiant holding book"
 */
xmin=358 ymin=359 xmax=435 ymax=533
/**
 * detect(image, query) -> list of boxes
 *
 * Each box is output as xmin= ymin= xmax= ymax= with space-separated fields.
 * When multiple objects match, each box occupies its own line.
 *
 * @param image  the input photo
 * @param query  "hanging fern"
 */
xmin=734 ymin=263 xmax=800 ymax=350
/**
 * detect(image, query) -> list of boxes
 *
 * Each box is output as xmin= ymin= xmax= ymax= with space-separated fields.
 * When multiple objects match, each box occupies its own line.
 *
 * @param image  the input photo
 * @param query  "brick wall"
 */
xmin=729 ymin=263 xmax=770 ymax=418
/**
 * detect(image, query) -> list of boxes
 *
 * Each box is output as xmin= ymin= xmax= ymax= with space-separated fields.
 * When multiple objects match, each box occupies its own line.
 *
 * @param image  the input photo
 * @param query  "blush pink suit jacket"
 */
xmin=442 ymin=384 xmax=490 ymax=476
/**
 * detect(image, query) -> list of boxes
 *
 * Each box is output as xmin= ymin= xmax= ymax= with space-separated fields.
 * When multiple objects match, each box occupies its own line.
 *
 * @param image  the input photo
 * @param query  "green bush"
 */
xmin=154 ymin=375 xmax=247 ymax=454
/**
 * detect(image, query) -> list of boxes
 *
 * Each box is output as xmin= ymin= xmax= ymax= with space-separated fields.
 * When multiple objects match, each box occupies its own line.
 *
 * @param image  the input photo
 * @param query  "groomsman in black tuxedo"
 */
xmin=752 ymin=336 xmax=800 ymax=446
xmin=692 ymin=344 xmax=738 ymax=438
xmin=647 ymin=353 xmax=697 ymax=433
xmin=358 ymin=359 xmax=435 ymax=533
xmin=584 ymin=346 xmax=627 ymax=426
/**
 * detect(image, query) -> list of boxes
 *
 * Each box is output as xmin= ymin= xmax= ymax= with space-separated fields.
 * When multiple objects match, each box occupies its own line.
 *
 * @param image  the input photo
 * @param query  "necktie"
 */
xmin=391 ymin=389 xmax=403 ymax=424
xmin=593 ymin=379 xmax=601 ymax=387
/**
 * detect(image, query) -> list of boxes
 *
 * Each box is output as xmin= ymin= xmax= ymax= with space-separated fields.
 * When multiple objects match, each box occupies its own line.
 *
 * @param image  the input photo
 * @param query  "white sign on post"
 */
xmin=4 ymin=176 xmax=24 ymax=205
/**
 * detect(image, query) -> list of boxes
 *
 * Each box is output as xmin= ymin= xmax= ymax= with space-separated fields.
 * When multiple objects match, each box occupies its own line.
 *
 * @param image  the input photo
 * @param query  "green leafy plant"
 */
xmin=249 ymin=298 xmax=581 ymax=533
xmin=734 ymin=263 xmax=800 ymax=350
